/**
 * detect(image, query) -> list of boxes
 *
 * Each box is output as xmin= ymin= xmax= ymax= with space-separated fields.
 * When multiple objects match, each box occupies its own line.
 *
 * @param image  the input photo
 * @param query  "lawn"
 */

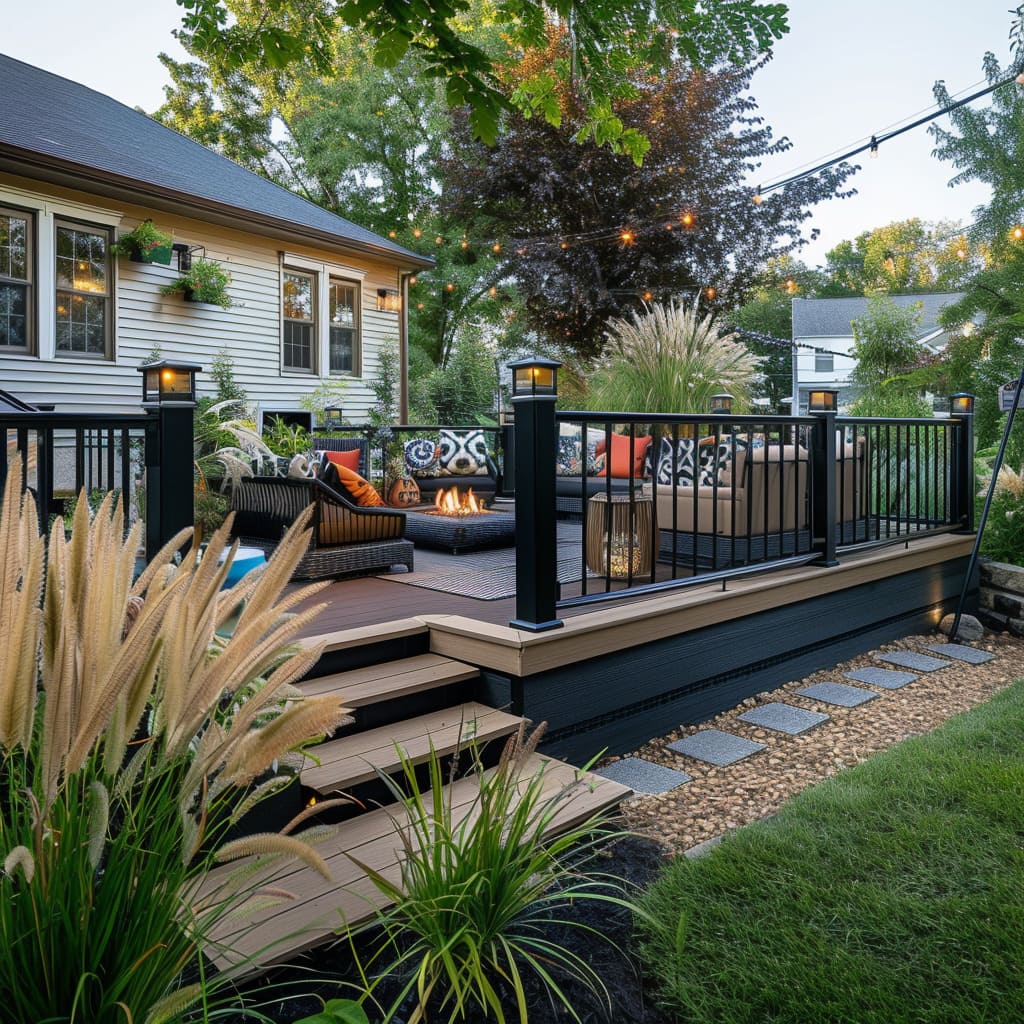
xmin=637 ymin=679 xmax=1024 ymax=1024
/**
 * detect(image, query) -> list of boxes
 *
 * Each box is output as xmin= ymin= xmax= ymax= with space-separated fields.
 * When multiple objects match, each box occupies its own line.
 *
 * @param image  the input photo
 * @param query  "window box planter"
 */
xmin=161 ymin=257 xmax=233 ymax=309
xmin=116 ymin=220 xmax=174 ymax=265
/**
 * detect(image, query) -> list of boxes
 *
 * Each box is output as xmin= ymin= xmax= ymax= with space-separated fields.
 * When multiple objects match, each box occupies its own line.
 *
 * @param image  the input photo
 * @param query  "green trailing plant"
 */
xmin=115 ymin=219 xmax=174 ymax=263
xmin=162 ymin=256 xmax=233 ymax=308
xmin=0 ymin=456 xmax=351 ymax=1023
xmin=588 ymin=300 xmax=758 ymax=415
xmin=348 ymin=722 xmax=643 ymax=1024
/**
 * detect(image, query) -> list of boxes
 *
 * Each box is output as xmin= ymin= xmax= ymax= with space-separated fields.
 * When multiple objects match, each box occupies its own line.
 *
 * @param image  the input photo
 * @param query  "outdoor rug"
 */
xmin=379 ymin=522 xmax=591 ymax=600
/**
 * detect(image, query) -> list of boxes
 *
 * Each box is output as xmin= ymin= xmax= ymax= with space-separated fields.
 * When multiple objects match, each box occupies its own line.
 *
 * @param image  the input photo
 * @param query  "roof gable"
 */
xmin=0 ymin=54 xmax=432 ymax=269
xmin=792 ymin=293 xmax=966 ymax=340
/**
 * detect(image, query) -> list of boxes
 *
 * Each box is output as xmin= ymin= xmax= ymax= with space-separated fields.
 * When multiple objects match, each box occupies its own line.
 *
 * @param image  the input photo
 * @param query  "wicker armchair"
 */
xmin=230 ymin=476 xmax=414 ymax=580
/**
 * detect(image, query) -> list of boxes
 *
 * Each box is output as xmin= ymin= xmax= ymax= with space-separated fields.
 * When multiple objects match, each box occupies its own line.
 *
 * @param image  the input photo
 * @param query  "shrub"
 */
xmin=427 ymin=328 xmax=496 ymax=424
xmin=350 ymin=723 xmax=640 ymax=1024
xmin=0 ymin=457 xmax=350 ymax=1023
xmin=977 ymin=454 xmax=1024 ymax=565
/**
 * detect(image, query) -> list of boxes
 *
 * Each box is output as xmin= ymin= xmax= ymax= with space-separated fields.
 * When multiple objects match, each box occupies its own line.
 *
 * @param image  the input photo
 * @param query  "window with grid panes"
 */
xmin=55 ymin=220 xmax=111 ymax=357
xmin=328 ymin=279 xmax=359 ymax=374
xmin=283 ymin=269 xmax=316 ymax=372
xmin=0 ymin=207 xmax=33 ymax=352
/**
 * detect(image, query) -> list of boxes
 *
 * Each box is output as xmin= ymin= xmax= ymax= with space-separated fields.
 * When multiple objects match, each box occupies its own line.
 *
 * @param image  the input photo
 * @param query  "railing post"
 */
xmin=809 ymin=391 xmax=839 ymax=567
xmin=509 ymin=357 xmax=562 ymax=632
xmin=950 ymin=394 xmax=975 ymax=533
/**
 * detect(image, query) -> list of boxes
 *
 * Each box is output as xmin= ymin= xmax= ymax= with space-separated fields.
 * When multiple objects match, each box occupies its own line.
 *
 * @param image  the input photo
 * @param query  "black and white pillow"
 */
xmin=697 ymin=435 xmax=748 ymax=486
xmin=556 ymin=437 xmax=583 ymax=476
xmin=404 ymin=437 xmax=441 ymax=478
xmin=438 ymin=429 xmax=491 ymax=476
xmin=655 ymin=436 xmax=698 ymax=486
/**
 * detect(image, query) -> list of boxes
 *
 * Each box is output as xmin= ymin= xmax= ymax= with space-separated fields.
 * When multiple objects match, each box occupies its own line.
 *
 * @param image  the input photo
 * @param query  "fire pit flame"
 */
xmin=433 ymin=486 xmax=489 ymax=517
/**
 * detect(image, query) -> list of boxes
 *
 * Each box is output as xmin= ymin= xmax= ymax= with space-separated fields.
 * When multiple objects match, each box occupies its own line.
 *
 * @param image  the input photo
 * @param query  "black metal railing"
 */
xmin=2 ymin=409 xmax=192 ymax=556
xmin=509 ymin=401 xmax=975 ymax=630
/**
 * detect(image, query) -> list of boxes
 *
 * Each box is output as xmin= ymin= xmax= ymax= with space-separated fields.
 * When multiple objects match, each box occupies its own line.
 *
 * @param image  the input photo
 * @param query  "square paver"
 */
xmin=924 ymin=643 xmax=995 ymax=665
xmin=594 ymin=757 xmax=692 ymax=794
xmin=844 ymin=666 xmax=917 ymax=689
xmin=796 ymin=682 xmax=878 ymax=708
xmin=668 ymin=729 xmax=765 ymax=767
xmin=738 ymin=702 xmax=830 ymax=735
xmin=876 ymin=651 xmax=950 ymax=672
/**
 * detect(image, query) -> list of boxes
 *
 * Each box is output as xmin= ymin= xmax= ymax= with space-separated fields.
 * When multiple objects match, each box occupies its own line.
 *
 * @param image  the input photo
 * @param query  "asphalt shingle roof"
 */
xmin=792 ymin=293 xmax=965 ymax=339
xmin=0 ymin=54 xmax=429 ymax=267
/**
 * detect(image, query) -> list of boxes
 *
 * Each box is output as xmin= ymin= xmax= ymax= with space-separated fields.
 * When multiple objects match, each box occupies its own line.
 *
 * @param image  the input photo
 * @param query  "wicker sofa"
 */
xmin=230 ymin=476 xmax=413 ymax=580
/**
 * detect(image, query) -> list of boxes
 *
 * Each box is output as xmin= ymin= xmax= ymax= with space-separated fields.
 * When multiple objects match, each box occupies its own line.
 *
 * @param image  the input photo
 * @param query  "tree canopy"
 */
xmin=173 ymin=0 xmax=789 ymax=158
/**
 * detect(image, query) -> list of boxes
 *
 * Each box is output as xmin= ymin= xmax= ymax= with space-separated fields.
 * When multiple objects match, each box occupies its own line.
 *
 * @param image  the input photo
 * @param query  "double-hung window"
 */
xmin=283 ymin=269 xmax=316 ymax=372
xmin=281 ymin=256 xmax=363 ymax=376
xmin=328 ymin=279 xmax=358 ymax=374
xmin=0 ymin=206 xmax=33 ymax=352
xmin=54 ymin=219 xmax=111 ymax=357
xmin=814 ymin=351 xmax=834 ymax=373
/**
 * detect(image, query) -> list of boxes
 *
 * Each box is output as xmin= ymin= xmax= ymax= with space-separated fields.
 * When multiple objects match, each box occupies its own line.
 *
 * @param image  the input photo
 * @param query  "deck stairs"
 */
xmin=204 ymin=620 xmax=632 ymax=972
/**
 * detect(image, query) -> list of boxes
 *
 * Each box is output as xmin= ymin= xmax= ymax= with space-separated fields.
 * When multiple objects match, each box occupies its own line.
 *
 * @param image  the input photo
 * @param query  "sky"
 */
xmin=2 ymin=0 xmax=1019 ymax=267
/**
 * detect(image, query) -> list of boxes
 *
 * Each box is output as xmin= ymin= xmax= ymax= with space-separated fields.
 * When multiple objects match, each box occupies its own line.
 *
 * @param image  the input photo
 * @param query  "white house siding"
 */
xmin=794 ymin=336 xmax=857 ymax=391
xmin=0 ymin=172 xmax=403 ymax=421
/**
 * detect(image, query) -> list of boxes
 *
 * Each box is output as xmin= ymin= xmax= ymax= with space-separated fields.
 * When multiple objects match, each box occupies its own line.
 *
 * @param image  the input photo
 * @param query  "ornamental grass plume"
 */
xmin=588 ymin=299 xmax=758 ymax=415
xmin=0 ymin=455 xmax=351 ymax=1024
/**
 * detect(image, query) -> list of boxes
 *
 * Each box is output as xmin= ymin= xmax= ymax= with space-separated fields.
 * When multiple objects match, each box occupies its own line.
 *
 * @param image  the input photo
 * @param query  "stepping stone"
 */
xmin=796 ymin=682 xmax=877 ymax=708
xmin=594 ymin=757 xmax=692 ymax=795
xmin=668 ymin=729 xmax=765 ymax=767
xmin=738 ymin=702 xmax=830 ymax=735
xmin=845 ymin=667 xmax=917 ymax=690
xmin=924 ymin=643 xmax=995 ymax=665
xmin=876 ymin=651 xmax=950 ymax=673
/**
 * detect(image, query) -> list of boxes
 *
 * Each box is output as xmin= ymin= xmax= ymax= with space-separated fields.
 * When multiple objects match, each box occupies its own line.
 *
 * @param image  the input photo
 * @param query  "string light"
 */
xmin=704 ymin=286 xmax=716 ymax=300
xmin=409 ymin=276 xmax=418 ymax=285
xmin=412 ymin=228 xmax=422 ymax=238
xmin=445 ymin=282 xmax=455 ymax=291
xmin=785 ymin=278 xmax=797 ymax=294
xmin=752 ymin=187 xmax=763 ymax=206
xmin=489 ymin=286 xmax=498 ymax=297
xmin=461 ymin=238 xmax=469 ymax=249
xmin=1013 ymin=226 xmax=1024 ymax=241
xmin=435 ymin=235 xmax=444 ymax=245
xmin=560 ymin=241 xmax=570 ymax=250
xmin=680 ymin=210 xmax=696 ymax=228
xmin=956 ymin=246 xmax=967 ymax=260
xmin=388 ymin=230 xmax=397 ymax=239
xmin=492 ymin=243 xmax=502 ymax=254
xmin=642 ymin=290 xmax=654 ymax=301
xmin=620 ymin=229 xmax=635 ymax=244
xmin=869 ymin=135 xmax=879 ymax=158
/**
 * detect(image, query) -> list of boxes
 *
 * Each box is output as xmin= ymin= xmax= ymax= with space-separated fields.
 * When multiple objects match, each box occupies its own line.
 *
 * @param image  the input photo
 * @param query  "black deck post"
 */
xmin=950 ymin=395 xmax=975 ymax=533
xmin=809 ymin=391 xmax=839 ymax=567
xmin=509 ymin=358 xmax=562 ymax=632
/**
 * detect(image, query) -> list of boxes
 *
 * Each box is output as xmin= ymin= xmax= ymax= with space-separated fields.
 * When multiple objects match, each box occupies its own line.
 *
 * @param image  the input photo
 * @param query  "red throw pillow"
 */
xmin=334 ymin=464 xmax=385 ymax=507
xmin=596 ymin=434 xmax=652 ymax=478
xmin=323 ymin=448 xmax=361 ymax=473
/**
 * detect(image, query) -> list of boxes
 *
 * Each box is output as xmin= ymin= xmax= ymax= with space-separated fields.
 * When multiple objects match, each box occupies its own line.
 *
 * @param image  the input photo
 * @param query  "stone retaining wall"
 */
xmin=979 ymin=559 xmax=1024 ymax=636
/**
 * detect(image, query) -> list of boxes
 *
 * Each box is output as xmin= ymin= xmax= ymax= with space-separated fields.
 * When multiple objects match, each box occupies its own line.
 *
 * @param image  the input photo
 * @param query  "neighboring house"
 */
xmin=791 ymin=292 xmax=966 ymax=412
xmin=0 ymin=54 xmax=433 ymax=421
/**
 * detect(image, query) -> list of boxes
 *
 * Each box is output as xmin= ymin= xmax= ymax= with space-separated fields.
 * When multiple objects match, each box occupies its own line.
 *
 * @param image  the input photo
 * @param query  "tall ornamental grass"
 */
xmin=0 ymin=456 xmax=351 ymax=1024
xmin=588 ymin=301 xmax=758 ymax=415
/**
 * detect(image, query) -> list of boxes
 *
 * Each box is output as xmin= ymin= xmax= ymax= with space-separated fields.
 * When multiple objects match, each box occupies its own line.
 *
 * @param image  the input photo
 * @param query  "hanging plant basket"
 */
xmin=116 ymin=220 xmax=174 ymax=265
xmin=161 ymin=257 xmax=233 ymax=309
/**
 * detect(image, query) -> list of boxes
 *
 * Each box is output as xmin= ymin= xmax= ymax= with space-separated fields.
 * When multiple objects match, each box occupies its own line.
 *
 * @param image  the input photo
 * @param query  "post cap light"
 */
xmin=508 ymin=356 xmax=561 ymax=398
xmin=808 ymin=388 xmax=839 ymax=413
xmin=710 ymin=392 xmax=733 ymax=414
xmin=138 ymin=359 xmax=201 ymax=407
xmin=950 ymin=392 xmax=975 ymax=416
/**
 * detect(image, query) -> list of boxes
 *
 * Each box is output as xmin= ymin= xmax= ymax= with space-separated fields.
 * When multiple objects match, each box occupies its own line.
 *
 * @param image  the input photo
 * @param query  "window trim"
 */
xmin=53 ymin=216 xmax=113 ymax=361
xmin=814 ymin=351 xmax=834 ymax=373
xmin=0 ymin=204 xmax=35 ymax=355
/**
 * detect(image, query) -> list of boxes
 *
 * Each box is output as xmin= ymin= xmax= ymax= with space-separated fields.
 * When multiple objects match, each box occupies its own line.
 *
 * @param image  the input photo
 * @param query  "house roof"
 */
xmin=0 ymin=54 xmax=433 ymax=270
xmin=792 ymin=293 xmax=966 ymax=340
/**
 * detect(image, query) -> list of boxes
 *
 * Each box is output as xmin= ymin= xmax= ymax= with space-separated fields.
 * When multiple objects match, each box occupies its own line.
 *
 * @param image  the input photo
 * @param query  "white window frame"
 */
xmin=280 ymin=253 xmax=365 ymax=378
xmin=0 ymin=185 xmax=121 ymax=363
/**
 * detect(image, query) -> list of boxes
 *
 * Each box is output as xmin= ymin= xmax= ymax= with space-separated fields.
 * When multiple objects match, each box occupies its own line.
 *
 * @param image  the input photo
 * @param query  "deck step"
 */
xmin=297 ymin=653 xmax=479 ymax=709
xmin=300 ymin=702 xmax=523 ymax=794
xmin=204 ymin=753 xmax=632 ymax=971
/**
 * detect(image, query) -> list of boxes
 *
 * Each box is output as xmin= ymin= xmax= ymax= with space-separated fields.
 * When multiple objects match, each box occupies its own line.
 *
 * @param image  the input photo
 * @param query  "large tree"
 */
xmin=173 ymin=0 xmax=789 ymax=156
xmin=441 ymin=34 xmax=855 ymax=359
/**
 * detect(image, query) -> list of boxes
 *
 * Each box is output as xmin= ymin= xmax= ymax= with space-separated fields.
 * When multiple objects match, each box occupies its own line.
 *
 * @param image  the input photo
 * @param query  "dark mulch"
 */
xmin=219 ymin=837 xmax=674 ymax=1024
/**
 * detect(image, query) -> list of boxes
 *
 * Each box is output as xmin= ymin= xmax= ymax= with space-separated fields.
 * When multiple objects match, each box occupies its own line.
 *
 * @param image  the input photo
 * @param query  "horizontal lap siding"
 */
xmin=0 ymin=176 xmax=401 ymax=417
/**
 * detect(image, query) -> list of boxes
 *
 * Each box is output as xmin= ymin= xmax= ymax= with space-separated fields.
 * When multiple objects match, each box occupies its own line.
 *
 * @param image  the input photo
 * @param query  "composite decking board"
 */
xmin=296 ymin=618 xmax=429 ymax=653
xmin=206 ymin=756 xmax=629 ymax=969
xmin=297 ymin=654 xmax=479 ymax=706
xmin=300 ymin=703 xmax=524 ymax=792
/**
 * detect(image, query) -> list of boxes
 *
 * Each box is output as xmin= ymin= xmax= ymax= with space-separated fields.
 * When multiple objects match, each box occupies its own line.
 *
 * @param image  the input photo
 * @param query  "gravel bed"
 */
xmin=613 ymin=630 xmax=1024 ymax=855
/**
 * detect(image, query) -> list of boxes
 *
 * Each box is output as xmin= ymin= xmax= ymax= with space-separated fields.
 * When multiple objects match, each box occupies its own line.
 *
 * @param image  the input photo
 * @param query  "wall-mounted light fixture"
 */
xmin=376 ymin=288 xmax=401 ymax=312
xmin=172 ymin=243 xmax=205 ymax=273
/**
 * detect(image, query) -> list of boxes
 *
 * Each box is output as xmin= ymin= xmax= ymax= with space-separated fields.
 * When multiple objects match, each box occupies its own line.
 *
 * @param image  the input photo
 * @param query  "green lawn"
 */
xmin=637 ymin=680 xmax=1024 ymax=1024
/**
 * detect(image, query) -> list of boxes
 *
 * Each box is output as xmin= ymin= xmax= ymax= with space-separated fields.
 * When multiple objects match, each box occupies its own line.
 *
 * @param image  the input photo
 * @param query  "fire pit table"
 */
xmin=403 ymin=508 xmax=516 ymax=554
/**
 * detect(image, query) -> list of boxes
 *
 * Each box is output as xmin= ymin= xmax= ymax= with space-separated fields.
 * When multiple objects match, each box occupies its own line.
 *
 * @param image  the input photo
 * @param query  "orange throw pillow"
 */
xmin=334 ymin=464 xmax=385 ymax=507
xmin=596 ymin=434 xmax=652 ymax=478
xmin=323 ymin=448 xmax=361 ymax=473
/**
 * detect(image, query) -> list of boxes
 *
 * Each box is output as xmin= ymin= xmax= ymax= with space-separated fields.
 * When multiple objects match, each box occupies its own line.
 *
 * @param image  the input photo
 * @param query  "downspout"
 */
xmin=399 ymin=270 xmax=412 ymax=423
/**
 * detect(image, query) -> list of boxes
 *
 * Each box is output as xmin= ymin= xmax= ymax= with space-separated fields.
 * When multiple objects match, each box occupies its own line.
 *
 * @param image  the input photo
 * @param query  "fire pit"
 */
xmin=403 ymin=487 xmax=515 ymax=554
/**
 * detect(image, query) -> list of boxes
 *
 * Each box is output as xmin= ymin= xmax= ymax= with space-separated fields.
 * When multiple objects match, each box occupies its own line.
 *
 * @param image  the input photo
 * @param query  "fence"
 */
xmin=511 ymin=401 xmax=974 ymax=631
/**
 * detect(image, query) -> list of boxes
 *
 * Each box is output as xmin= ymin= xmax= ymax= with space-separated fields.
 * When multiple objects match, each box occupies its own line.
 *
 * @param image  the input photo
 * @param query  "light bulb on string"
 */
xmin=620 ymin=229 xmax=635 ymax=245
xmin=435 ymin=235 xmax=443 ymax=245
xmin=492 ymin=243 xmax=502 ymax=254
xmin=704 ymin=286 xmax=716 ymax=300
xmin=752 ymin=187 xmax=763 ymax=206
xmin=956 ymin=247 xmax=967 ymax=260
xmin=445 ymin=282 xmax=455 ymax=292
xmin=461 ymin=238 xmax=469 ymax=249
xmin=412 ymin=228 xmax=422 ymax=238
xmin=1013 ymin=226 xmax=1024 ymax=241
xmin=489 ymin=286 xmax=498 ymax=297
xmin=388 ymin=230 xmax=397 ymax=239
xmin=680 ymin=210 xmax=695 ymax=229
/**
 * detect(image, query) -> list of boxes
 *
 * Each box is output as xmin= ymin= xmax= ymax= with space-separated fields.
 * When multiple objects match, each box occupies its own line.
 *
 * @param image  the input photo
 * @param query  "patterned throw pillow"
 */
xmin=404 ymin=437 xmax=441 ymax=478
xmin=556 ymin=437 xmax=583 ymax=476
xmin=655 ymin=436 xmax=698 ymax=486
xmin=438 ymin=429 xmax=491 ymax=476
xmin=697 ymin=435 xmax=749 ymax=486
